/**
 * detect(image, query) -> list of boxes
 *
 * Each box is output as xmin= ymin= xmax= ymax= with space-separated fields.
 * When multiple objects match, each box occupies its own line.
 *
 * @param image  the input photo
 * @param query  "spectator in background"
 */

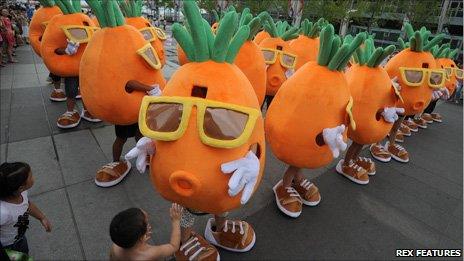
xmin=1 ymin=8 xmax=17 ymax=63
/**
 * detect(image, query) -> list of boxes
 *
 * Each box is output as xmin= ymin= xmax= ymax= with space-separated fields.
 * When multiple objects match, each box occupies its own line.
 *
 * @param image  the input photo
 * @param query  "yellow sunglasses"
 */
xmin=444 ymin=67 xmax=463 ymax=80
xmin=61 ymin=25 xmax=99 ymax=44
xmin=140 ymin=26 xmax=167 ymax=42
xmin=137 ymin=43 xmax=162 ymax=70
xmin=139 ymin=96 xmax=260 ymax=149
xmin=399 ymin=67 xmax=446 ymax=89
xmin=261 ymin=48 xmax=297 ymax=69
xmin=345 ymin=96 xmax=356 ymax=130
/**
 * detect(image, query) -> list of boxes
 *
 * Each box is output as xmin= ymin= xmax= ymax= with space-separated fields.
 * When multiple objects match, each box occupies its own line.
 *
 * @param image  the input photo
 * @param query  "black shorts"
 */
xmin=115 ymin=123 xmax=139 ymax=139
xmin=64 ymin=76 xmax=79 ymax=99
xmin=49 ymin=72 xmax=61 ymax=82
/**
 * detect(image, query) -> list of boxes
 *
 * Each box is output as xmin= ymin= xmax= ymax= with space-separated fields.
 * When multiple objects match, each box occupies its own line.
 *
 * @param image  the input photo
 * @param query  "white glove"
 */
xmin=391 ymin=76 xmax=401 ymax=92
xmin=440 ymin=87 xmax=450 ymax=100
xmin=285 ymin=68 xmax=295 ymax=79
xmin=147 ymin=84 xmax=162 ymax=96
xmin=381 ymin=107 xmax=405 ymax=123
xmin=322 ymin=124 xmax=347 ymax=158
xmin=221 ymin=151 xmax=260 ymax=205
xmin=65 ymin=39 xmax=79 ymax=55
xmin=432 ymin=89 xmax=442 ymax=100
xmin=124 ymin=137 xmax=154 ymax=173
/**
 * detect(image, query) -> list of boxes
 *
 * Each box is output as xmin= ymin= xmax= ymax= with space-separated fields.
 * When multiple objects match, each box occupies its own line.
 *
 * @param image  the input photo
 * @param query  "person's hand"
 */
xmin=170 ymin=203 xmax=183 ymax=222
xmin=221 ymin=151 xmax=260 ymax=205
xmin=322 ymin=124 xmax=347 ymax=158
xmin=391 ymin=76 xmax=401 ymax=92
xmin=381 ymin=107 xmax=405 ymax=123
xmin=40 ymin=217 xmax=52 ymax=232
xmin=65 ymin=39 xmax=79 ymax=55
xmin=147 ymin=84 xmax=162 ymax=96
xmin=439 ymin=87 xmax=450 ymax=100
xmin=125 ymin=137 xmax=155 ymax=173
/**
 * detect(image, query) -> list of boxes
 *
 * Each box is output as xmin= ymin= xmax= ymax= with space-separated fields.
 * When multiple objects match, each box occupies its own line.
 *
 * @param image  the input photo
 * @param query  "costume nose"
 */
xmin=413 ymin=101 xmax=425 ymax=111
xmin=269 ymin=75 xmax=284 ymax=87
xmin=169 ymin=171 xmax=201 ymax=197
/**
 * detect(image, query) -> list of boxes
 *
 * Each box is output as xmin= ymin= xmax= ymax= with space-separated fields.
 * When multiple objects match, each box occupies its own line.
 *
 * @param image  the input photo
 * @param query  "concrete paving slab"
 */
xmin=7 ymin=136 xmax=63 ymax=196
xmin=11 ymin=87 xmax=44 ymax=108
xmin=90 ymin=125 xmax=136 ymax=161
xmin=8 ymin=105 xmax=50 ymax=142
xmin=54 ymin=129 xmax=108 ymax=185
xmin=1 ymin=143 xmax=6 ymax=162
xmin=12 ymin=64 xmax=38 ymax=75
xmin=28 ymin=188 xmax=84 ymax=260
xmin=67 ymin=180 xmax=132 ymax=260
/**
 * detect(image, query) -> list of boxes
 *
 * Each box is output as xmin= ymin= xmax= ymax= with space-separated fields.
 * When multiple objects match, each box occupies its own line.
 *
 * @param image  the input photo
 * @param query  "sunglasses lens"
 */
xmin=204 ymin=108 xmax=248 ymax=140
xmin=262 ymin=50 xmax=276 ymax=63
xmin=146 ymin=103 xmax=183 ymax=132
xmin=67 ymin=28 xmax=88 ymax=42
xmin=456 ymin=69 xmax=463 ymax=78
xmin=282 ymin=54 xmax=295 ymax=68
xmin=141 ymin=29 xmax=155 ymax=41
xmin=142 ymin=46 xmax=160 ymax=68
xmin=429 ymin=71 xmax=443 ymax=85
xmin=404 ymin=70 xmax=423 ymax=84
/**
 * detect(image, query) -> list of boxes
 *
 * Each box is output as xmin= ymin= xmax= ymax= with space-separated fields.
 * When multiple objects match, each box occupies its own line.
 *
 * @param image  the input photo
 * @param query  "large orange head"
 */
xmin=258 ymin=15 xmax=299 ymax=96
xmin=289 ymin=18 xmax=327 ymax=70
xmin=253 ymin=30 xmax=270 ymax=45
xmin=265 ymin=26 xmax=365 ymax=169
xmin=432 ymin=44 xmax=461 ymax=94
xmin=384 ymin=24 xmax=445 ymax=115
xmin=140 ymin=2 xmax=265 ymax=214
xmin=233 ymin=8 xmax=266 ymax=105
xmin=118 ymin=0 xmax=166 ymax=67
xmin=29 ymin=0 xmax=62 ymax=57
xmin=40 ymin=0 xmax=94 ymax=77
xmin=344 ymin=37 xmax=398 ymax=145
xmin=80 ymin=0 xmax=166 ymax=125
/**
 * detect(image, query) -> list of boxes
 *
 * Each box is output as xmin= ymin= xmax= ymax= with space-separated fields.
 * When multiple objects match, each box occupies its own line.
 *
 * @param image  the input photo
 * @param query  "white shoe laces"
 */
xmin=348 ymin=160 xmax=363 ymax=172
xmin=223 ymin=220 xmax=245 ymax=235
xmin=105 ymin=162 xmax=120 ymax=169
xmin=393 ymin=144 xmax=406 ymax=152
xmin=62 ymin=111 xmax=77 ymax=117
xmin=180 ymin=236 xmax=204 ymax=261
xmin=299 ymin=179 xmax=312 ymax=190
xmin=285 ymin=186 xmax=301 ymax=198
xmin=358 ymin=157 xmax=372 ymax=164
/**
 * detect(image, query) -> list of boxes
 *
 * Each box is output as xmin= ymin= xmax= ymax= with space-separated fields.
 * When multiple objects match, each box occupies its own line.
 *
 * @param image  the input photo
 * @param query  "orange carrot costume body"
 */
xmin=266 ymin=25 xmax=364 ymax=169
xmin=384 ymin=24 xmax=444 ymax=116
xmin=258 ymin=17 xmax=299 ymax=96
xmin=432 ymin=44 xmax=461 ymax=94
xmin=80 ymin=0 xmax=166 ymax=125
xmin=289 ymin=18 xmax=325 ymax=71
xmin=139 ymin=2 xmax=265 ymax=215
xmin=40 ymin=0 xmax=94 ymax=77
xmin=29 ymin=0 xmax=62 ymax=57
xmin=254 ymin=30 xmax=270 ymax=45
xmin=118 ymin=0 xmax=166 ymax=67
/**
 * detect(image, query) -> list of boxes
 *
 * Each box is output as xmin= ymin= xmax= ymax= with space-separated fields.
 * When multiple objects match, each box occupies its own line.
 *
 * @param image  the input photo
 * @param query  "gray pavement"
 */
xmin=0 ymin=40 xmax=462 ymax=260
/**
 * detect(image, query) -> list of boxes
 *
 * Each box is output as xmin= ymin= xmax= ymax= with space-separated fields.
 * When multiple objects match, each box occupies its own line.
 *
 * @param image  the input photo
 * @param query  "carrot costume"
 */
xmin=266 ymin=25 xmax=365 ymax=218
xmin=289 ymin=18 xmax=326 ymax=70
xmin=80 ymin=0 xmax=166 ymax=125
xmin=29 ymin=0 xmax=62 ymax=57
xmin=432 ymin=44 xmax=461 ymax=95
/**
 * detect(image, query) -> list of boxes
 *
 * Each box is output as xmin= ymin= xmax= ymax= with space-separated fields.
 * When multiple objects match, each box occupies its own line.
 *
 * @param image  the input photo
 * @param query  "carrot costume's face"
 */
xmin=139 ymin=3 xmax=265 ymax=214
xmin=41 ymin=13 xmax=95 ymax=76
xmin=80 ymin=0 xmax=165 ymax=125
xmin=289 ymin=35 xmax=319 ymax=70
xmin=437 ymin=58 xmax=461 ymax=94
xmin=125 ymin=17 xmax=166 ymax=66
xmin=29 ymin=5 xmax=62 ymax=57
xmin=253 ymin=30 xmax=270 ymax=45
xmin=259 ymin=38 xmax=297 ymax=96
xmin=385 ymin=49 xmax=442 ymax=115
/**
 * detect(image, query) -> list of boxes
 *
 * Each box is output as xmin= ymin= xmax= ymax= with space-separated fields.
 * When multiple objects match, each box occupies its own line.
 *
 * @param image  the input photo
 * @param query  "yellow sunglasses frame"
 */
xmin=345 ymin=96 xmax=356 ymax=130
xmin=136 ymin=43 xmax=162 ymax=70
xmin=444 ymin=67 xmax=463 ymax=80
xmin=154 ymin=27 xmax=167 ymax=40
xmin=399 ymin=67 xmax=446 ymax=89
xmin=139 ymin=96 xmax=260 ymax=149
xmin=261 ymin=48 xmax=297 ymax=69
xmin=61 ymin=25 xmax=99 ymax=44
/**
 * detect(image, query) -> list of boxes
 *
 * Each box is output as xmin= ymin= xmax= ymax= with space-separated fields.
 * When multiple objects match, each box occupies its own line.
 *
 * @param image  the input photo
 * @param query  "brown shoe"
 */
xmin=431 ymin=113 xmax=442 ymax=123
xmin=272 ymin=180 xmax=302 ymax=218
xmin=388 ymin=131 xmax=404 ymax=143
xmin=356 ymin=157 xmax=376 ymax=175
xmin=399 ymin=123 xmax=412 ymax=136
xmin=413 ymin=118 xmax=427 ymax=129
xmin=421 ymin=113 xmax=433 ymax=123
xmin=175 ymin=232 xmax=219 ymax=261
xmin=404 ymin=118 xmax=419 ymax=132
xmin=57 ymin=111 xmax=81 ymax=129
xmin=292 ymin=179 xmax=321 ymax=206
xmin=369 ymin=143 xmax=391 ymax=162
xmin=336 ymin=159 xmax=369 ymax=185
xmin=95 ymin=161 xmax=131 ymax=187
xmin=76 ymin=89 xmax=81 ymax=99
xmin=385 ymin=141 xmax=409 ymax=163
xmin=81 ymin=110 xmax=102 ymax=123
xmin=204 ymin=218 xmax=255 ymax=253
xmin=49 ymin=89 xmax=66 ymax=102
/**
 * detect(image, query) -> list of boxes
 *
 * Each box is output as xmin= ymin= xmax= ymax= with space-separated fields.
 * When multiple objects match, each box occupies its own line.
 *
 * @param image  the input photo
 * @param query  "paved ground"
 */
xmin=1 ymin=36 xmax=462 ymax=260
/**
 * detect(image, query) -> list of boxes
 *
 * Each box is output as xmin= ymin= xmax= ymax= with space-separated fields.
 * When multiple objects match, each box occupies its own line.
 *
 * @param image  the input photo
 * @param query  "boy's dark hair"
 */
xmin=110 ymin=208 xmax=147 ymax=249
xmin=0 ymin=162 xmax=31 ymax=200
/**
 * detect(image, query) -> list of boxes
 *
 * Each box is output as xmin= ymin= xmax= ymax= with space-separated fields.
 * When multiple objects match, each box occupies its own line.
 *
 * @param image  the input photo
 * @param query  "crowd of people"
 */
xmin=0 ymin=1 xmax=462 ymax=261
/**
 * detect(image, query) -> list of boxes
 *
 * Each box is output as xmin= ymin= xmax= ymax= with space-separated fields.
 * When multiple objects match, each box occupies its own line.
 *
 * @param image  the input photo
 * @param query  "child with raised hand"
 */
xmin=110 ymin=203 xmax=182 ymax=261
xmin=0 ymin=162 xmax=52 ymax=254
